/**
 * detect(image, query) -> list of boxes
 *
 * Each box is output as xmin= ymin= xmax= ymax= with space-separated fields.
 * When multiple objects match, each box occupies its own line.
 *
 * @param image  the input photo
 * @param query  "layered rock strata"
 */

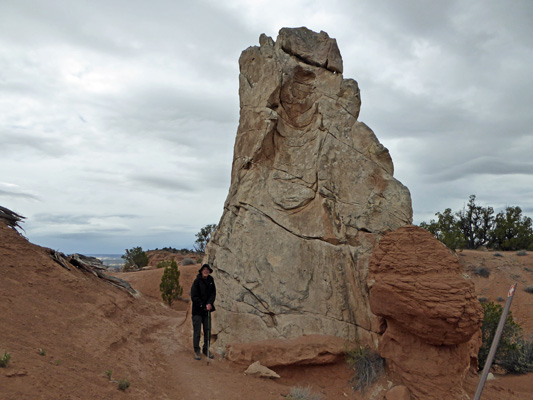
xmin=205 ymin=27 xmax=412 ymax=352
xmin=368 ymin=225 xmax=483 ymax=400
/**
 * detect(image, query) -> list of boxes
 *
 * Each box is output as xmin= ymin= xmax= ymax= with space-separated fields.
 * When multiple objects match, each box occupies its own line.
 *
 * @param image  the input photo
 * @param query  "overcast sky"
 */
xmin=1 ymin=0 xmax=532 ymax=254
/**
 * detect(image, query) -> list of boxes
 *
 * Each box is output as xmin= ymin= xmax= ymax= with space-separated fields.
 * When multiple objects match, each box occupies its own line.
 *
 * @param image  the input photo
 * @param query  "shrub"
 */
xmin=525 ymin=286 xmax=533 ymax=294
xmin=479 ymin=302 xmax=523 ymax=371
xmin=478 ymin=296 xmax=489 ymax=303
xmin=117 ymin=378 xmax=130 ymax=391
xmin=493 ymin=252 xmax=503 ymax=257
xmin=496 ymin=337 xmax=533 ymax=374
xmin=159 ymin=260 xmax=183 ymax=306
xmin=346 ymin=346 xmax=384 ymax=393
xmin=497 ymin=296 xmax=505 ymax=302
xmin=182 ymin=258 xmax=195 ymax=266
xmin=122 ymin=246 xmax=149 ymax=271
xmin=516 ymin=250 xmax=528 ymax=256
xmin=475 ymin=266 xmax=490 ymax=278
xmin=0 ymin=352 xmax=11 ymax=368
xmin=525 ymin=267 xmax=532 ymax=272
xmin=287 ymin=386 xmax=323 ymax=400
xmin=105 ymin=369 xmax=113 ymax=380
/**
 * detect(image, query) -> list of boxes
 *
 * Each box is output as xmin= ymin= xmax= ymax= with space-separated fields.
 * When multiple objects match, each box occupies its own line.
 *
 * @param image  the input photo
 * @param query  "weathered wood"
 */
xmin=50 ymin=249 xmax=71 ymax=271
xmin=67 ymin=254 xmax=137 ymax=295
xmin=0 ymin=205 xmax=25 ymax=232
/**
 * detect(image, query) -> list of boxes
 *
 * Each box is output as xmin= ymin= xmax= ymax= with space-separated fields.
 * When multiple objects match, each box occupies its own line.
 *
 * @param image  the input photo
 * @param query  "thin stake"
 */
xmin=206 ymin=310 xmax=211 ymax=366
xmin=473 ymin=283 xmax=517 ymax=400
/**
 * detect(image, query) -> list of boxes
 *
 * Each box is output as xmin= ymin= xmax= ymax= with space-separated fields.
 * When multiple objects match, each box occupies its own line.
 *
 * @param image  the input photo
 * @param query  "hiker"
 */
xmin=190 ymin=263 xmax=216 ymax=360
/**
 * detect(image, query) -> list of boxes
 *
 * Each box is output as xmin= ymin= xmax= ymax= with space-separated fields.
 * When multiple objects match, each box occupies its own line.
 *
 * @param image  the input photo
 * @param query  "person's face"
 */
xmin=201 ymin=268 xmax=210 ymax=278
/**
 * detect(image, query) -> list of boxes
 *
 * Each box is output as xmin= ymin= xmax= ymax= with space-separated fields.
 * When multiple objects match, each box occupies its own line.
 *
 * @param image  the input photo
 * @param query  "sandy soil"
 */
xmin=1 ymin=223 xmax=531 ymax=399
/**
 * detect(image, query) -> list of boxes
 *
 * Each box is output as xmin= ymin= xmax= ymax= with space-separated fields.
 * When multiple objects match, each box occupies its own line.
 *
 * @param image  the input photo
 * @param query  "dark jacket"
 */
xmin=190 ymin=273 xmax=216 ymax=316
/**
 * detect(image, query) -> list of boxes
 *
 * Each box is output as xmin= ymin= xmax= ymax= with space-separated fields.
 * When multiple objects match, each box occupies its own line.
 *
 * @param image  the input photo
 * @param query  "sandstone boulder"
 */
xmin=244 ymin=361 xmax=280 ymax=379
xmin=206 ymin=27 xmax=412 ymax=353
xmin=368 ymin=226 xmax=483 ymax=400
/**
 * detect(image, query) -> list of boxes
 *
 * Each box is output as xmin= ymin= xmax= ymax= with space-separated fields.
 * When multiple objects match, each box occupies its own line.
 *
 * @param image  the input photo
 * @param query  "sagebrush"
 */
xmin=346 ymin=346 xmax=384 ymax=392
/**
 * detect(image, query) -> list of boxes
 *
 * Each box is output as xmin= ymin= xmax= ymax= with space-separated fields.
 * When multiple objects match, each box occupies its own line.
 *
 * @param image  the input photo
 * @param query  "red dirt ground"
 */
xmin=1 ymin=223 xmax=531 ymax=399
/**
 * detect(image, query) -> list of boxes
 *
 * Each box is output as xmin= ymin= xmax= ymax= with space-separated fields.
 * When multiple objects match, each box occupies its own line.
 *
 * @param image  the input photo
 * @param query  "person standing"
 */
xmin=190 ymin=263 xmax=216 ymax=360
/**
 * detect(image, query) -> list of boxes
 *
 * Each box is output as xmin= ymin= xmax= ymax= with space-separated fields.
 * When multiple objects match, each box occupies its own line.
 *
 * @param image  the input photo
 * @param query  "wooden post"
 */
xmin=473 ymin=283 xmax=517 ymax=400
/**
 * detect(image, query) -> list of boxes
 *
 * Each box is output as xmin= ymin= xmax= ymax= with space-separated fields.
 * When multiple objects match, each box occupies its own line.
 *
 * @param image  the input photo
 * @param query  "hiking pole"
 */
xmin=473 ymin=283 xmax=517 ymax=400
xmin=206 ymin=310 xmax=211 ymax=366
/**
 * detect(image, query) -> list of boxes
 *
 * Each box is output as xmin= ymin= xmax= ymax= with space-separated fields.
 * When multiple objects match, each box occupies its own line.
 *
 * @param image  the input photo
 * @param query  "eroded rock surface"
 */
xmin=368 ymin=225 xmax=483 ymax=400
xmin=206 ymin=27 xmax=412 ymax=352
xmin=226 ymin=334 xmax=347 ymax=367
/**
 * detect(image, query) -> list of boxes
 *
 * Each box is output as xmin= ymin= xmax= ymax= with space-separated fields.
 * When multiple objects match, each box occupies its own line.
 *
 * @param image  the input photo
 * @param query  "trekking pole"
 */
xmin=206 ymin=310 xmax=211 ymax=366
xmin=473 ymin=283 xmax=517 ymax=400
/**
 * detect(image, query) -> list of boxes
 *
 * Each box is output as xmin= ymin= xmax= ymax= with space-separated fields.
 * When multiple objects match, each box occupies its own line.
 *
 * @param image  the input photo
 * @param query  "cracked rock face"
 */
xmin=206 ymin=27 xmax=412 ymax=352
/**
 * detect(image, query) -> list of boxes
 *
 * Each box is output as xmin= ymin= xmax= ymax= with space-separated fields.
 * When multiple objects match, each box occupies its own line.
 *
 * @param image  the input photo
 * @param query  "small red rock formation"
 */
xmin=369 ymin=225 xmax=483 ymax=400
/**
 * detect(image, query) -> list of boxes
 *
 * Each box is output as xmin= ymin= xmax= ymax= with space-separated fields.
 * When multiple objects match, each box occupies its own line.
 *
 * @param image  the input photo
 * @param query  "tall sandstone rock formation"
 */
xmin=205 ymin=27 xmax=412 ymax=351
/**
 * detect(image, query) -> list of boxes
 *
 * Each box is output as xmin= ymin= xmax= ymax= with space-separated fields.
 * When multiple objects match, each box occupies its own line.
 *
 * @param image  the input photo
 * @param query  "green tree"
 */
xmin=420 ymin=208 xmax=465 ymax=250
xmin=456 ymin=195 xmax=494 ymax=249
xmin=489 ymin=206 xmax=533 ymax=251
xmin=159 ymin=260 xmax=183 ymax=306
xmin=194 ymin=224 xmax=217 ymax=253
xmin=121 ymin=246 xmax=149 ymax=271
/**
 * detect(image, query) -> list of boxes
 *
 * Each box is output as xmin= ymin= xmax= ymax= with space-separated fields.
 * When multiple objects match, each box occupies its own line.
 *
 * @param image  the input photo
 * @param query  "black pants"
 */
xmin=192 ymin=313 xmax=210 ymax=354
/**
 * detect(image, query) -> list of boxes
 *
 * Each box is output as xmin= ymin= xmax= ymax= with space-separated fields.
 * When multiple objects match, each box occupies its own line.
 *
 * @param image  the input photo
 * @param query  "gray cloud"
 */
xmin=1 ymin=0 xmax=532 ymax=253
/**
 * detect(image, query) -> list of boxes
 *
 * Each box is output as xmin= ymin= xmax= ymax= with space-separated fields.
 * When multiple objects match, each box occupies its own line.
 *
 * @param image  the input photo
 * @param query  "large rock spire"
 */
xmin=206 ymin=27 xmax=412 ymax=351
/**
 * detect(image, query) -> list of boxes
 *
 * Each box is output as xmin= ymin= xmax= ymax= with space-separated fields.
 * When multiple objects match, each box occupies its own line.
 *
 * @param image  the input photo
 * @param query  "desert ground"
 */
xmin=1 ymin=223 xmax=532 ymax=399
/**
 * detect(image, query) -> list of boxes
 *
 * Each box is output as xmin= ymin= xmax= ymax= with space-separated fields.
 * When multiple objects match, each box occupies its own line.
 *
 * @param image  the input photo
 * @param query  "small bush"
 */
xmin=105 ymin=369 xmax=113 ymax=379
xmin=516 ymin=250 xmax=528 ymax=256
xmin=475 ymin=266 xmax=490 ymax=278
xmin=287 ymin=386 xmax=323 ymax=400
xmin=525 ymin=286 xmax=533 ymax=294
xmin=496 ymin=337 xmax=533 ymax=374
xmin=0 ymin=352 xmax=11 ymax=368
xmin=346 ymin=346 xmax=384 ymax=393
xmin=182 ymin=258 xmax=195 ymax=266
xmin=493 ymin=252 xmax=503 ymax=257
xmin=478 ymin=296 xmax=489 ymax=303
xmin=525 ymin=267 xmax=532 ymax=272
xmin=160 ymin=260 xmax=183 ymax=306
xmin=497 ymin=296 xmax=505 ymax=302
xmin=117 ymin=378 xmax=130 ymax=391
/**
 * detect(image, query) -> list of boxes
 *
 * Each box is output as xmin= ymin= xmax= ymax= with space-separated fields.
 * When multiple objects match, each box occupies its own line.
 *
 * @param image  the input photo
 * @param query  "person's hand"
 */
xmin=206 ymin=304 xmax=212 ymax=311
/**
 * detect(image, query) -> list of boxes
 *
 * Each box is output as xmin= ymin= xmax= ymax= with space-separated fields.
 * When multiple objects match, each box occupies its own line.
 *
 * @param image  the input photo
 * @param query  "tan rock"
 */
xmin=206 ymin=27 xmax=412 ymax=353
xmin=226 ymin=334 xmax=349 ymax=367
xmin=369 ymin=226 xmax=483 ymax=400
xmin=244 ymin=361 xmax=280 ymax=379
xmin=385 ymin=385 xmax=411 ymax=400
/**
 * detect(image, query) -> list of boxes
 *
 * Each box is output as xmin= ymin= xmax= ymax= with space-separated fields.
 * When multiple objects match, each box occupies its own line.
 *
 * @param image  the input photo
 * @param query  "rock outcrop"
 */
xmin=368 ymin=225 xmax=483 ymax=400
xmin=226 ymin=334 xmax=348 ymax=367
xmin=205 ymin=27 xmax=412 ymax=352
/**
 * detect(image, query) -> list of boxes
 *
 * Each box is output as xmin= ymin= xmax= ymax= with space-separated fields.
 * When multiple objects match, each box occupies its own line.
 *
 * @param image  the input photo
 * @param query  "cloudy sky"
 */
xmin=1 ymin=0 xmax=532 ymax=254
